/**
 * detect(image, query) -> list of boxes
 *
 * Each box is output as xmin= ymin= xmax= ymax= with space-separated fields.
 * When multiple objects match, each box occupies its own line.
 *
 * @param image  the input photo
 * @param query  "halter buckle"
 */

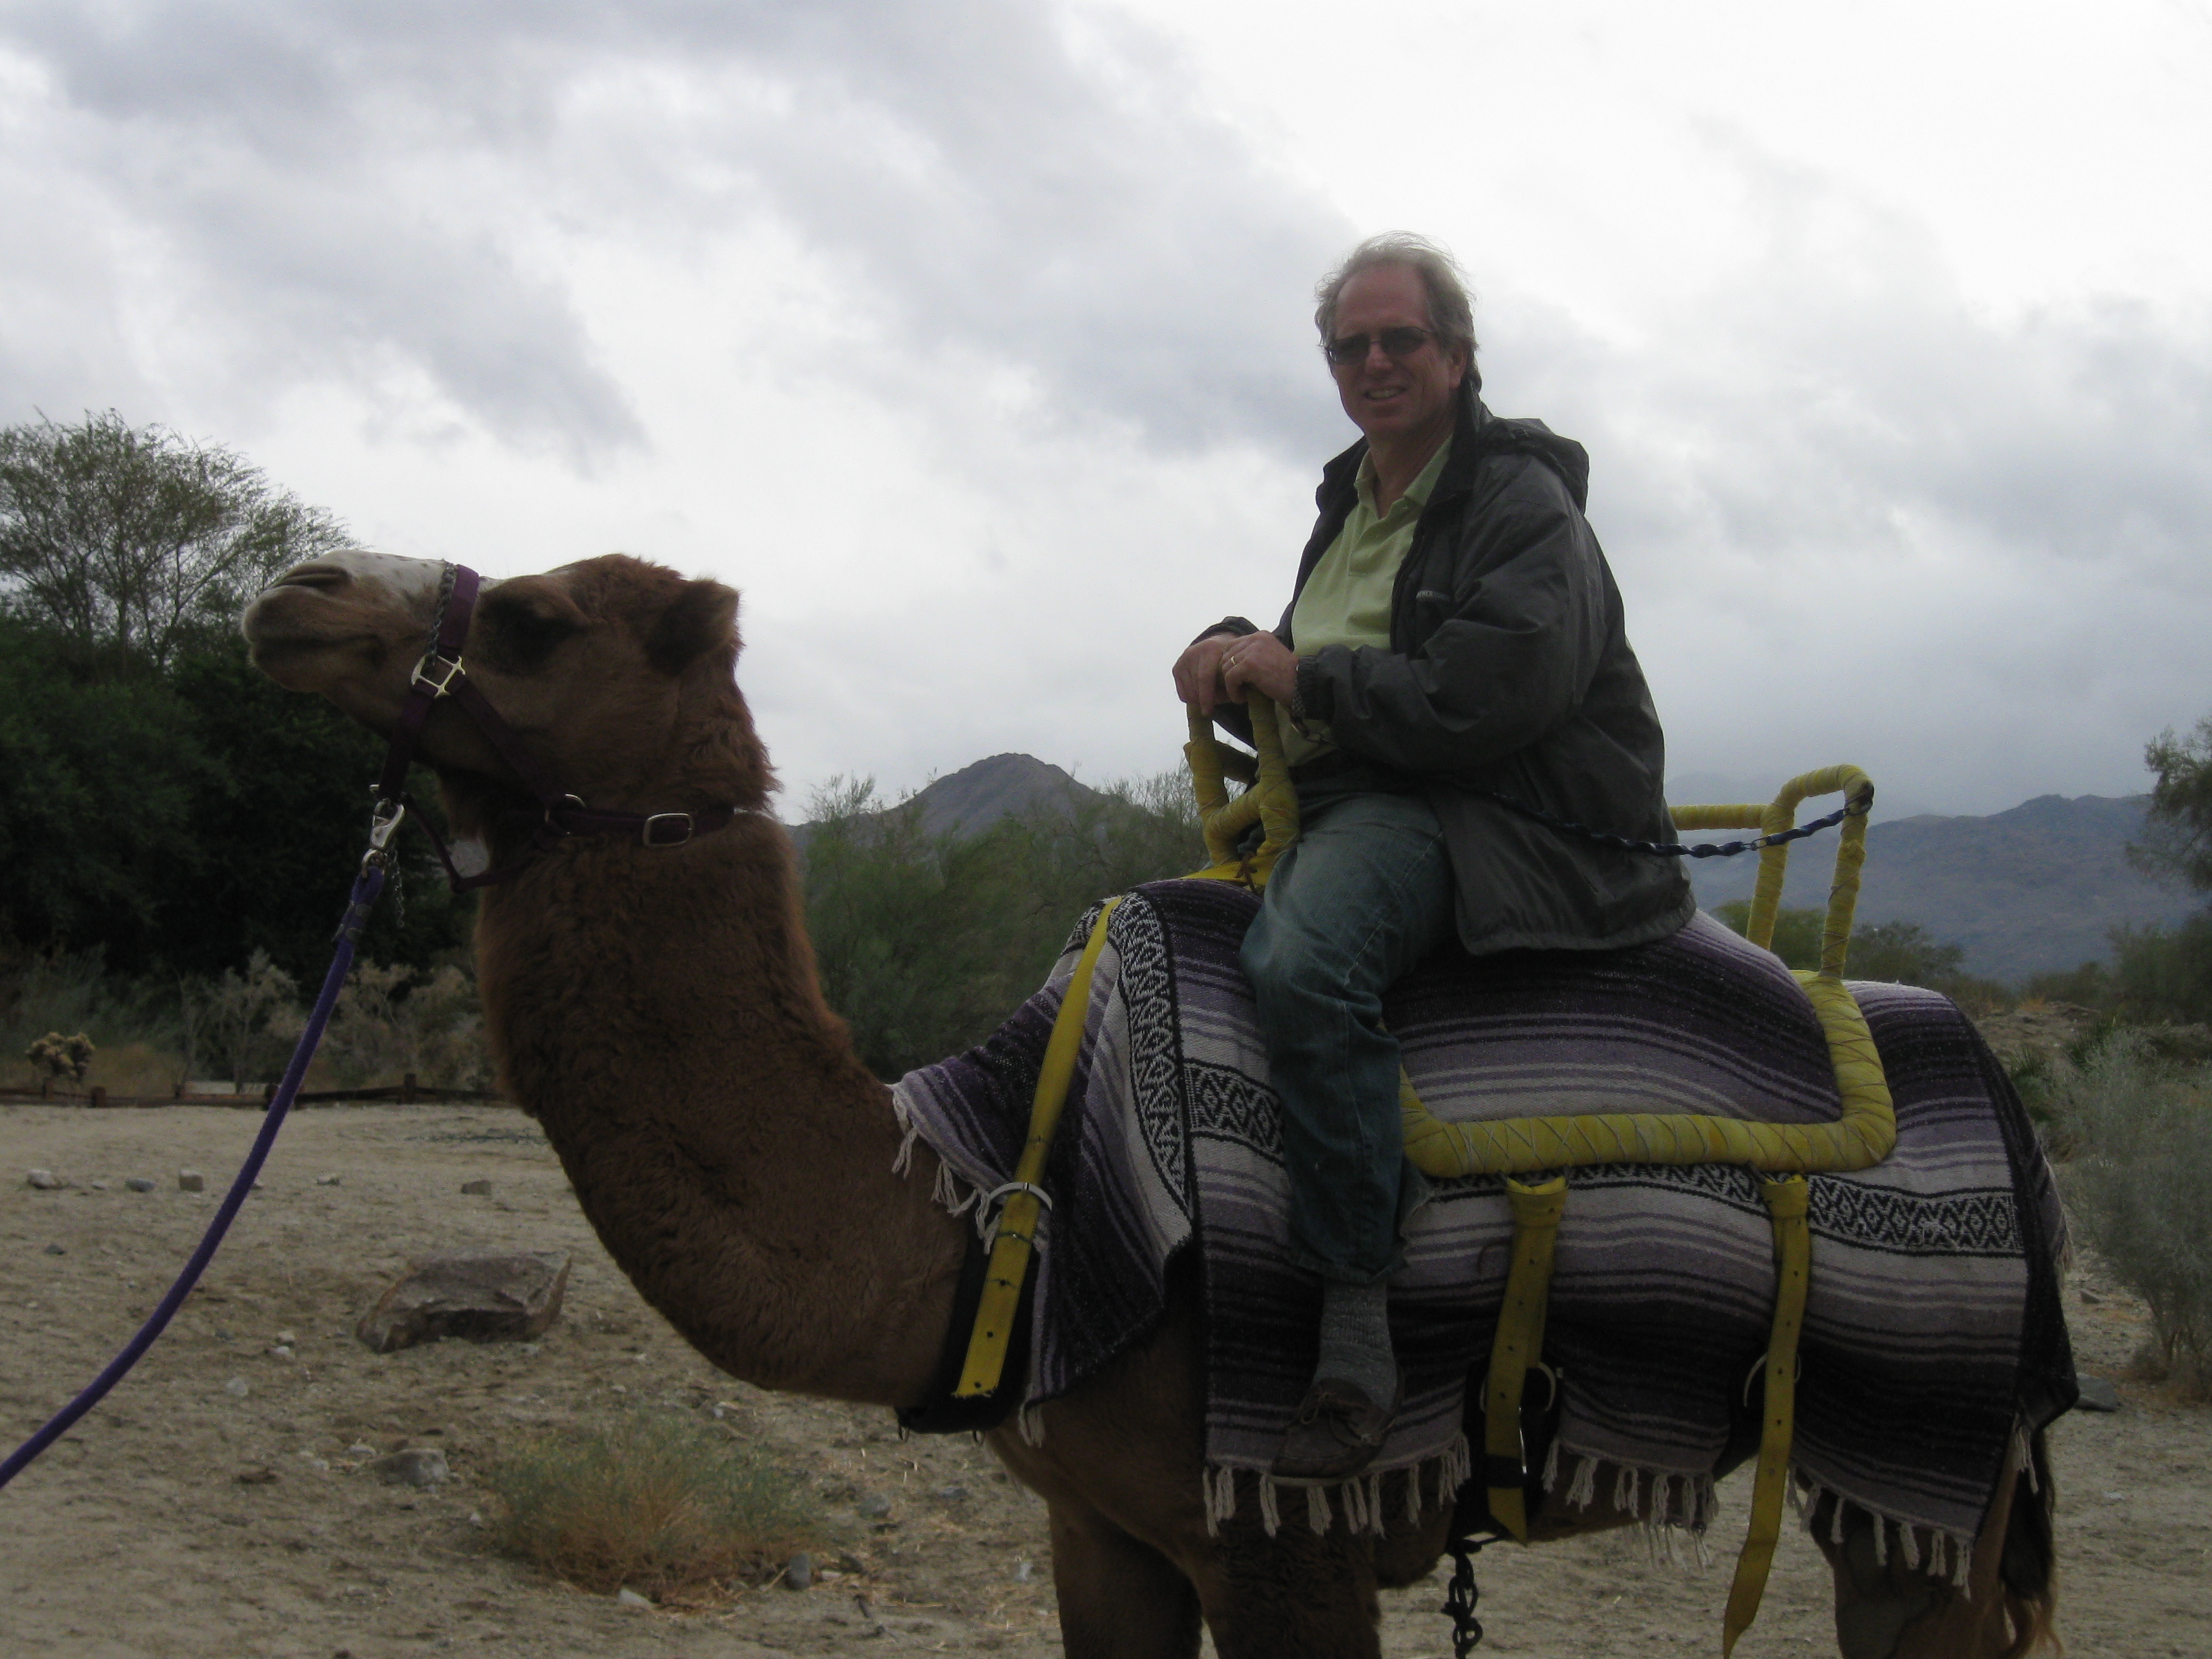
xmin=411 ymin=652 xmax=465 ymax=695
xmin=641 ymin=813 xmax=695 ymax=847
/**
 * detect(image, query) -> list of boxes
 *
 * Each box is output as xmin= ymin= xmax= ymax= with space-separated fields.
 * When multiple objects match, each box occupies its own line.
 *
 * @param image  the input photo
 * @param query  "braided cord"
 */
xmin=1473 ymin=787 xmax=1862 ymax=861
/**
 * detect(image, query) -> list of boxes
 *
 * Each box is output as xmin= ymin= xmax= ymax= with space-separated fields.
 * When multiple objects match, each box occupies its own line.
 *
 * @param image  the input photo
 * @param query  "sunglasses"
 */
xmin=1322 ymin=326 xmax=1436 ymax=368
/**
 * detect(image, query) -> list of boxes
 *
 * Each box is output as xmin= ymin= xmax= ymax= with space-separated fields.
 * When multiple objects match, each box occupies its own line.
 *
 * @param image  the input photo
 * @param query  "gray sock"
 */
xmin=1315 ymin=1278 xmax=1397 ymax=1405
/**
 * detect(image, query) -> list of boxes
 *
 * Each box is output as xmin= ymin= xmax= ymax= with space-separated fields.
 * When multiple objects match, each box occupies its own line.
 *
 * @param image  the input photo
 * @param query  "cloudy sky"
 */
xmin=3 ymin=0 xmax=2207 ymax=819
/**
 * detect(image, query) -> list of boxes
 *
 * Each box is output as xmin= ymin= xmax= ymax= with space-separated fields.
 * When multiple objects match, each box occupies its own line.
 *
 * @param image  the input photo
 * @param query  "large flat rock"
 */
xmin=354 ymin=1250 xmax=571 ymax=1353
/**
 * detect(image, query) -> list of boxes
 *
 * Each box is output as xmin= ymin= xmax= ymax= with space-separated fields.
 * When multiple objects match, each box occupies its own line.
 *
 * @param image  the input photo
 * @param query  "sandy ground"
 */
xmin=3 ymin=1103 xmax=2207 ymax=1659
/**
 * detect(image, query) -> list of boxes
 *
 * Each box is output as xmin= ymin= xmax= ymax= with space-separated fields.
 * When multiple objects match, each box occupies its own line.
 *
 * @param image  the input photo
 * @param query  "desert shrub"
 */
xmin=181 ymin=949 xmax=301 ymax=1086
xmin=310 ymin=958 xmax=494 ymax=1090
xmin=2021 ymin=960 xmax=2114 ymax=1010
xmin=2047 ymin=1033 xmax=2212 ymax=1395
xmin=486 ymin=1410 xmax=822 ymax=1597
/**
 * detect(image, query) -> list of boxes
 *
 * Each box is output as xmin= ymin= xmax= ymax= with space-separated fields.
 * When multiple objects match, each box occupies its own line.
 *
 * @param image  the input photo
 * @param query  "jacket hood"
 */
xmin=1446 ymin=385 xmax=1590 ymax=510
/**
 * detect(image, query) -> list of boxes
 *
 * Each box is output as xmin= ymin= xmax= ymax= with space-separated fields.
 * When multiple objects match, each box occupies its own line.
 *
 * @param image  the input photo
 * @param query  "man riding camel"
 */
xmin=1172 ymin=232 xmax=1693 ymax=1483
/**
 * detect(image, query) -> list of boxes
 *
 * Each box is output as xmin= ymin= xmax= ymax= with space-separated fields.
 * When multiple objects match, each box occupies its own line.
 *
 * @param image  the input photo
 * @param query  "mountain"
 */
xmin=1678 ymin=793 xmax=2198 ymax=981
xmin=796 ymin=757 xmax=2198 ymax=983
xmin=903 ymin=753 xmax=1105 ymax=838
xmin=787 ymin=753 xmax=1106 ymax=851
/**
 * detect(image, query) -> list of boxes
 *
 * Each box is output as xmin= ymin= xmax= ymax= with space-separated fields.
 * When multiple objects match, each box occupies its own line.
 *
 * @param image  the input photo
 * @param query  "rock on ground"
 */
xmin=356 ymin=1250 xmax=572 ymax=1353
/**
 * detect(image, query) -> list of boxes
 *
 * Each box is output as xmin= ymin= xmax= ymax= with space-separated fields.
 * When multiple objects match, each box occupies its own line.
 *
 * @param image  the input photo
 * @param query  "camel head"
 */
xmin=241 ymin=550 xmax=775 ymax=837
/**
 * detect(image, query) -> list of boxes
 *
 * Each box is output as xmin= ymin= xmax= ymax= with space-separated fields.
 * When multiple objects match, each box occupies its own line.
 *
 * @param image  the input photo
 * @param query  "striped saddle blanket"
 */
xmin=891 ymin=878 xmax=2074 ymax=1559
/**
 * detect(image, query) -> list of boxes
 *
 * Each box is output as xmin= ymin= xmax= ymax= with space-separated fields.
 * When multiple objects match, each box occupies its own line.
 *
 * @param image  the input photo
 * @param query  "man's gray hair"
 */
xmin=1313 ymin=232 xmax=1477 ymax=360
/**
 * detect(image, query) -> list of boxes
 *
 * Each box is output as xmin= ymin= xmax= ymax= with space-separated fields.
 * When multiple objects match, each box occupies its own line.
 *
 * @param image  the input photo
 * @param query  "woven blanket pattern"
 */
xmin=890 ymin=879 xmax=2073 ymax=1548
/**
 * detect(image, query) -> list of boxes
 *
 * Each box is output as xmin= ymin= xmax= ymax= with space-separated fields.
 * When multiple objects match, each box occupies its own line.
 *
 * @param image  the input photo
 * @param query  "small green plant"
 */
xmin=485 ymin=1409 xmax=823 ymax=1598
xmin=2048 ymin=1033 xmax=2212 ymax=1397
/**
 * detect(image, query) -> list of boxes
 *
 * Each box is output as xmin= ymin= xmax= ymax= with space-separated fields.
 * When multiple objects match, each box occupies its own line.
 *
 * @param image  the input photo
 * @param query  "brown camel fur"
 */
xmin=242 ymin=550 xmax=2060 ymax=1658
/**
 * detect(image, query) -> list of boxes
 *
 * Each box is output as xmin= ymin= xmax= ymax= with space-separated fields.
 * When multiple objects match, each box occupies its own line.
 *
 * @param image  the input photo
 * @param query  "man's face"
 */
xmin=1326 ymin=264 xmax=1467 ymax=447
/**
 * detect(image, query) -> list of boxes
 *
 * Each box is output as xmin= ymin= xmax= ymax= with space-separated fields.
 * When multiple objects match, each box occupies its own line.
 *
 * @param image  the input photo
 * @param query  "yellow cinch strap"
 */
xmin=1723 ymin=1175 xmax=1813 ymax=1655
xmin=1481 ymin=1176 xmax=1568 ymax=1542
xmin=953 ymin=895 xmax=1124 ymax=1399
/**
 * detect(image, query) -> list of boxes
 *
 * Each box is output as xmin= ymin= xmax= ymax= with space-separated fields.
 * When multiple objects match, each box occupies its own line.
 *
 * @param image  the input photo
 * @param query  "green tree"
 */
xmin=2133 ymin=715 xmax=2212 ymax=895
xmin=2116 ymin=714 xmax=2212 ymax=1023
xmin=0 ymin=615 xmax=199 ymax=956
xmin=1845 ymin=920 xmax=1968 ymax=986
xmin=0 ymin=411 xmax=346 ymax=674
xmin=0 ymin=415 xmax=470 ymax=983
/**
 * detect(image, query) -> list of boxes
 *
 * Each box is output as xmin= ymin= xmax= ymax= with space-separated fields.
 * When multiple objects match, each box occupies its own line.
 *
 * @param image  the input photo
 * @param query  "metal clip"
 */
xmin=361 ymin=798 xmax=407 ymax=873
xmin=975 ymin=1181 xmax=1054 ymax=1244
xmin=641 ymin=812 xmax=694 ymax=846
xmin=410 ymin=652 xmax=465 ymax=695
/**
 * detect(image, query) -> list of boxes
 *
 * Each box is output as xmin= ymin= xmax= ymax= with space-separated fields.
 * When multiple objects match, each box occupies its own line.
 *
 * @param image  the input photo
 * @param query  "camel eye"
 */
xmin=478 ymin=591 xmax=582 ymax=671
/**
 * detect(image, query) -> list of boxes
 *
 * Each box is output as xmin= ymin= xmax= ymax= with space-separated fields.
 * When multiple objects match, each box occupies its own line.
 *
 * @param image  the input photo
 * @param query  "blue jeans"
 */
xmin=1240 ymin=772 xmax=1455 ymax=1285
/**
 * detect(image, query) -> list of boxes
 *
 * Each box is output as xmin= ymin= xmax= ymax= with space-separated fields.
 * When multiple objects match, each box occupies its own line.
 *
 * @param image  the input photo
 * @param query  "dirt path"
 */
xmin=3 ymin=1105 xmax=2205 ymax=1658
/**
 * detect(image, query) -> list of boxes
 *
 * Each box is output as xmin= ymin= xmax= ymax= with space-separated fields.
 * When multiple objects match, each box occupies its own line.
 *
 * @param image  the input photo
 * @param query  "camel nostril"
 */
xmin=270 ymin=563 xmax=350 ymax=593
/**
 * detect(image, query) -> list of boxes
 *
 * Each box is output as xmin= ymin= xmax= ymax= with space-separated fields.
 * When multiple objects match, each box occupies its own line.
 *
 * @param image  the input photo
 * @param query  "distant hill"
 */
xmin=788 ymin=753 xmax=1106 ymax=851
xmin=1681 ymin=793 xmax=2199 ymax=981
xmin=903 ymin=753 xmax=1105 ymax=838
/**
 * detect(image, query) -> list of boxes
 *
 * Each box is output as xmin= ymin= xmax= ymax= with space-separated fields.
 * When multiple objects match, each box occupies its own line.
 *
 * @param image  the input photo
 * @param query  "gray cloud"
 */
xmin=1479 ymin=167 xmax=2212 ymax=811
xmin=1 ymin=1 xmax=1352 ymax=457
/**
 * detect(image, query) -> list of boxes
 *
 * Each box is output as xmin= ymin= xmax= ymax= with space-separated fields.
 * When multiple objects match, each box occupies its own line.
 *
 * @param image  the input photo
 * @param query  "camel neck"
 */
xmin=472 ymin=817 xmax=966 ymax=1406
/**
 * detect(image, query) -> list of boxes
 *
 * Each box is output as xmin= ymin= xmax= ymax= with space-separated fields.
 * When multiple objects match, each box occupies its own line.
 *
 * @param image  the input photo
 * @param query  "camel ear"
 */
xmin=647 ymin=579 xmax=738 ymax=674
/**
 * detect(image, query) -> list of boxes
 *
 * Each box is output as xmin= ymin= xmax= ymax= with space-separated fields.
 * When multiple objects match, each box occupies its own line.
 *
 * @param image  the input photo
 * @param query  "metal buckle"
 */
xmin=542 ymin=794 xmax=586 ymax=834
xmin=975 ymin=1180 xmax=1053 ymax=1244
xmin=410 ymin=652 xmax=464 ymax=695
xmin=641 ymin=812 xmax=694 ymax=847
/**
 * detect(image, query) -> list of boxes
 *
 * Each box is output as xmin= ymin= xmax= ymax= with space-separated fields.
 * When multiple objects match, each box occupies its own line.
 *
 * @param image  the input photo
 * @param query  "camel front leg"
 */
xmin=1187 ymin=1512 xmax=1384 ymax=1659
xmin=1047 ymin=1498 xmax=1204 ymax=1659
xmin=1811 ymin=1440 xmax=2048 ymax=1659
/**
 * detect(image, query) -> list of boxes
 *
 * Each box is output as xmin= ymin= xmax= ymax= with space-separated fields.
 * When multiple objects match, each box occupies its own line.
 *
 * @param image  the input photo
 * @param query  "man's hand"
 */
xmin=1174 ymin=631 xmax=1298 ymax=716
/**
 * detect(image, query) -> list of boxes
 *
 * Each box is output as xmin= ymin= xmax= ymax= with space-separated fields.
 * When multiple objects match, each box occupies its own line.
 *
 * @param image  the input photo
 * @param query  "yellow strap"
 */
xmin=1481 ymin=1176 xmax=1567 ymax=1542
xmin=952 ymin=896 xmax=1125 ymax=1399
xmin=1723 ymin=1174 xmax=1812 ymax=1655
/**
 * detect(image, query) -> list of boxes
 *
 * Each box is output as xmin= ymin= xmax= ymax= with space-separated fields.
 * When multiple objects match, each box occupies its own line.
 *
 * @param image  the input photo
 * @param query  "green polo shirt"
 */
xmin=1280 ymin=435 xmax=1452 ymax=766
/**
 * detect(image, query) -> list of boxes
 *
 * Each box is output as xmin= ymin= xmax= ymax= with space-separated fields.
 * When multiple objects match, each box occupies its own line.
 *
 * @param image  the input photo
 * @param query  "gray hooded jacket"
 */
xmin=1210 ymin=388 xmax=1694 ymax=956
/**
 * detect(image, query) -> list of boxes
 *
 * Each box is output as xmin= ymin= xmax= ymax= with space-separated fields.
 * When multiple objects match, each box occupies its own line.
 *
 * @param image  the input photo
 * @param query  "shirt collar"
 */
xmin=1355 ymin=432 xmax=1455 ymax=518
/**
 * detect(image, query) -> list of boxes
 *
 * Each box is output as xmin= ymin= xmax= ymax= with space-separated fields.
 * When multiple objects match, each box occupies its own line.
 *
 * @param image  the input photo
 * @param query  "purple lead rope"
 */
xmin=0 ymin=858 xmax=388 ymax=1491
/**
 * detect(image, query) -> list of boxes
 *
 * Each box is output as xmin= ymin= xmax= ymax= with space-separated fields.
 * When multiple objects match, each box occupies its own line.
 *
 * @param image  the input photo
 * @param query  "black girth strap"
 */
xmin=896 ymin=1225 xmax=1038 ymax=1435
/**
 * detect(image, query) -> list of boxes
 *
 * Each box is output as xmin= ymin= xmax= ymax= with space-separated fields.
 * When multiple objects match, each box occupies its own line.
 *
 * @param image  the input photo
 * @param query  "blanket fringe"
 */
xmin=2011 ymin=1422 xmax=2039 ymax=1493
xmin=1202 ymin=1465 xmax=1237 ymax=1537
xmin=888 ymin=1090 xmax=983 ymax=1217
xmin=1220 ymin=1434 xmax=1471 ymax=1542
xmin=1797 ymin=1477 xmax=1977 ymax=1593
xmin=1565 ymin=1453 xmax=1599 ymax=1512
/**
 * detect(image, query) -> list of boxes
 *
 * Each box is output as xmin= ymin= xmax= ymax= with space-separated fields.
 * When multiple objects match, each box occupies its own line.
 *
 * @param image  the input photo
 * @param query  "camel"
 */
xmin=241 ymin=550 xmax=2060 ymax=1658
